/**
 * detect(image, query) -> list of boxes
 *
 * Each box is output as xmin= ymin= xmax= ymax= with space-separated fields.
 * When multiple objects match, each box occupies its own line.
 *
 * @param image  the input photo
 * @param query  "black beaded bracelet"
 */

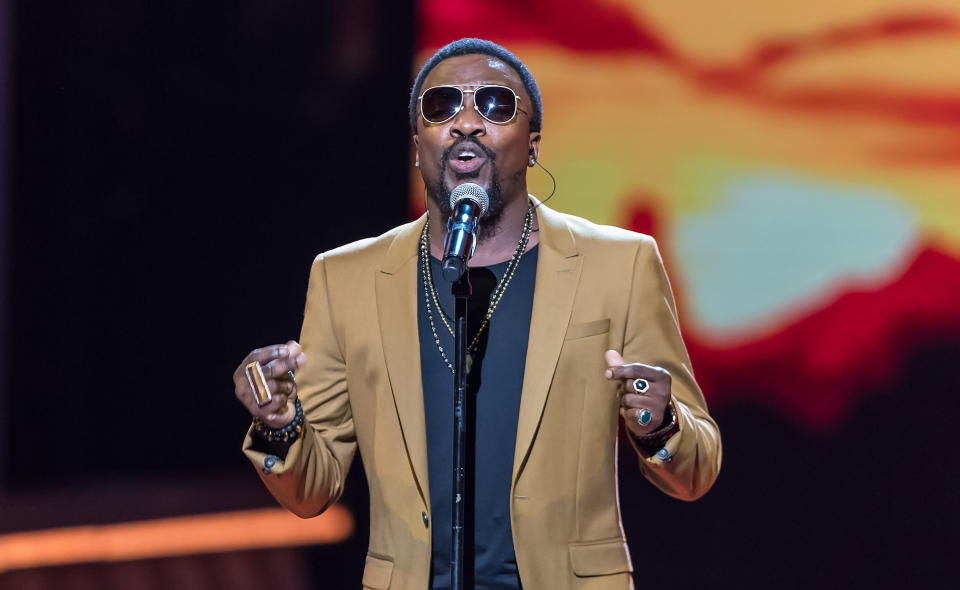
xmin=252 ymin=398 xmax=304 ymax=444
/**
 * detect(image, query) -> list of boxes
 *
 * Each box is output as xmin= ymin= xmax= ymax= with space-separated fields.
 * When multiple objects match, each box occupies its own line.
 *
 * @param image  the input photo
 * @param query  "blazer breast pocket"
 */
xmin=565 ymin=318 xmax=610 ymax=341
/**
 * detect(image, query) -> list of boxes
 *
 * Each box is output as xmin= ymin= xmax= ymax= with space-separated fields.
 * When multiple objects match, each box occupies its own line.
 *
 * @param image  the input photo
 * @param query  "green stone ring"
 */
xmin=637 ymin=408 xmax=653 ymax=426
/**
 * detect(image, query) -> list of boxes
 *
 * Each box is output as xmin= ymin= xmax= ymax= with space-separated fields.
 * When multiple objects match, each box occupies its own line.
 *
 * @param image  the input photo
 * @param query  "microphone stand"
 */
xmin=450 ymin=272 xmax=471 ymax=590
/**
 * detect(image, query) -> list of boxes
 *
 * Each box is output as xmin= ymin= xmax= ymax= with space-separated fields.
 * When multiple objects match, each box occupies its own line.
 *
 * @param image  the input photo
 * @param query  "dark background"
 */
xmin=7 ymin=0 xmax=413 ymax=486
xmin=3 ymin=1 xmax=410 ymax=586
xmin=2 ymin=1 xmax=957 ymax=588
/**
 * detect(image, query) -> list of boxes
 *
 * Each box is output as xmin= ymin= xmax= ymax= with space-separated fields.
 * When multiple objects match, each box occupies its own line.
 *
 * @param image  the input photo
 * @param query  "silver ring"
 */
xmin=632 ymin=378 xmax=649 ymax=393
xmin=287 ymin=370 xmax=296 ymax=384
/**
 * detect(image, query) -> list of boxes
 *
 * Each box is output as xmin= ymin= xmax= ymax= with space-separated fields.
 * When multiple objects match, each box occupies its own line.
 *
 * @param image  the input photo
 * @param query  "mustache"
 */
xmin=441 ymin=138 xmax=497 ymax=163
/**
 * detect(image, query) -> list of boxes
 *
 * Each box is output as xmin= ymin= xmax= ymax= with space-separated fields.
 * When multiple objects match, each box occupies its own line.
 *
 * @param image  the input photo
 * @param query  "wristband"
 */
xmin=252 ymin=398 xmax=304 ymax=443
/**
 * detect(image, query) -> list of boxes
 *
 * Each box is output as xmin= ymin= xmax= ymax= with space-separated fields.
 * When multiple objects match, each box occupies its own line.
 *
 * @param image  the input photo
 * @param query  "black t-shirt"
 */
xmin=418 ymin=246 xmax=538 ymax=590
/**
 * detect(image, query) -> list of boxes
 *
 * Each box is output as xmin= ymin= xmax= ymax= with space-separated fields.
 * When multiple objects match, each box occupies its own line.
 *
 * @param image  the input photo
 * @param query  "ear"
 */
xmin=528 ymin=131 xmax=542 ymax=166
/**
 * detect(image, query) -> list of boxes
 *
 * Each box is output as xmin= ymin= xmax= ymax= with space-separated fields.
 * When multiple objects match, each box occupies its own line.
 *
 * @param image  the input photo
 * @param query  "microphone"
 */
xmin=441 ymin=183 xmax=489 ymax=282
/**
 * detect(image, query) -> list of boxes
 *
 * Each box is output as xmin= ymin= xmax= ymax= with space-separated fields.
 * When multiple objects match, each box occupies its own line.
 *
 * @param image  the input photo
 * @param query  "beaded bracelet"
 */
xmin=252 ymin=398 xmax=304 ymax=444
xmin=633 ymin=401 xmax=679 ymax=447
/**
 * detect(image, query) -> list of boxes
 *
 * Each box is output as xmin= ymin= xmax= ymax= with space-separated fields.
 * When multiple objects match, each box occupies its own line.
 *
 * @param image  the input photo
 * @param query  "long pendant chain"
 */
xmin=420 ymin=208 xmax=534 ymax=374
xmin=420 ymin=230 xmax=455 ymax=373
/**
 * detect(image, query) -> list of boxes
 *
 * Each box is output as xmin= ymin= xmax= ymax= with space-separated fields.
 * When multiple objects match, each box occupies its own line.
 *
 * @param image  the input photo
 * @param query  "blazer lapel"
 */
xmin=375 ymin=215 xmax=430 ymax=508
xmin=513 ymin=203 xmax=582 ymax=484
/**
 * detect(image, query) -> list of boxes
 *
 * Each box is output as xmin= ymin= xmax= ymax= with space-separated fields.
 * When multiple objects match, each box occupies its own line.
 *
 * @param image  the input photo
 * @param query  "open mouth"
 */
xmin=447 ymin=145 xmax=488 ymax=175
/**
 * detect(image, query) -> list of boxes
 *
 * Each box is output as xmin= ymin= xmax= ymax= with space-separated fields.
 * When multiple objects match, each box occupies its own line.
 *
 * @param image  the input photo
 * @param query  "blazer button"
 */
xmin=422 ymin=512 xmax=429 ymax=528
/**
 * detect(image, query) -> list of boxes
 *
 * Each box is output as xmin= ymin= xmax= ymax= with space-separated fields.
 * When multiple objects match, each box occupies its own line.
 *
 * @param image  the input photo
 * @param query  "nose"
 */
xmin=449 ymin=93 xmax=486 ymax=138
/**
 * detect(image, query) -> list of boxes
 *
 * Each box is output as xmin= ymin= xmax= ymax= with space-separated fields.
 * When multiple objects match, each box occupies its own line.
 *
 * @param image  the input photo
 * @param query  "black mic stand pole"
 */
xmin=450 ymin=272 xmax=471 ymax=590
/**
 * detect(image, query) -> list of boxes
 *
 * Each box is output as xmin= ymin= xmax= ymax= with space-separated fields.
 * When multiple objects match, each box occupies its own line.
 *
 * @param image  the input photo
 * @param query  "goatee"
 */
xmin=425 ymin=141 xmax=506 ymax=243
xmin=427 ymin=178 xmax=505 ymax=243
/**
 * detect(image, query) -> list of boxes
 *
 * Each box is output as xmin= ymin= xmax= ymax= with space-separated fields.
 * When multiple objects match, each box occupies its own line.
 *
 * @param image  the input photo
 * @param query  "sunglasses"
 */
xmin=418 ymin=84 xmax=526 ymax=125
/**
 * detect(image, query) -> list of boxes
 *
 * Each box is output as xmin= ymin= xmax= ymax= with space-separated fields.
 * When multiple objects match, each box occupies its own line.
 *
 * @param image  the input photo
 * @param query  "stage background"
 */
xmin=1 ymin=1 xmax=957 ymax=588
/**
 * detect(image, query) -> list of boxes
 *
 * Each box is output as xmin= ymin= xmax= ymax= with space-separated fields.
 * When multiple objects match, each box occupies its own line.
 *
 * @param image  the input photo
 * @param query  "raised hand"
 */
xmin=233 ymin=341 xmax=305 ymax=429
xmin=604 ymin=349 xmax=671 ymax=437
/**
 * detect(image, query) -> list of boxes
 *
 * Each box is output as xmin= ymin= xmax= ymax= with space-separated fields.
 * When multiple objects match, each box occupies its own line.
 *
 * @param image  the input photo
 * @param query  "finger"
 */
xmin=247 ymin=344 xmax=292 ymax=365
xmin=259 ymin=393 xmax=290 ymax=422
xmin=267 ymin=377 xmax=296 ymax=396
xmin=603 ymin=350 xmax=625 ymax=379
xmin=263 ymin=398 xmax=297 ymax=427
xmin=621 ymin=407 xmax=662 ymax=432
xmin=261 ymin=352 xmax=306 ymax=380
xmin=626 ymin=376 xmax=665 ymax=395
xmin=234 ymin=344 xmax=292 ymax=381
xmin=621 ymin=393 xmax=655 ymax=409
xmin=606 ymin=363 xmax=670 ymax=382
xmin=284 ymin=340 xmax=303 ymax=359
xmin=238 ymin=381 xmax=280 ymax=415
xmin=604 ymin=349 xmax=624 ymax=367
xmin=620 ymin=388 xmax=668 ymax=406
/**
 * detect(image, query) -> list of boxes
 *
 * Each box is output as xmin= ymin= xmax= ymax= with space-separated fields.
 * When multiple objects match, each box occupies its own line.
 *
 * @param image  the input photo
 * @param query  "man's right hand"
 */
xmin=233 ymin=341 xmax=306 ymax=429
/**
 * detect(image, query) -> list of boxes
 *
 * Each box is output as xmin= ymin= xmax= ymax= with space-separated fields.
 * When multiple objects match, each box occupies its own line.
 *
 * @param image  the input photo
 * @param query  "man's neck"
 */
xmin=428 ymin=193 xmax=540 ymax=267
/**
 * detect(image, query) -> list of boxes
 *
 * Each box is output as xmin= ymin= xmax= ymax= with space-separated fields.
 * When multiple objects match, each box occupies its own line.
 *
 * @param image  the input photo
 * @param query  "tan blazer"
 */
xmin=244 ymin=202 xmax=722 ymax=589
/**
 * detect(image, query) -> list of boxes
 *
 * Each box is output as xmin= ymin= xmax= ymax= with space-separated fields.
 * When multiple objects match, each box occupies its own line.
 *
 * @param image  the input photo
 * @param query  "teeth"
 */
xmin=458 ymin=150 xmax=476 ymax=158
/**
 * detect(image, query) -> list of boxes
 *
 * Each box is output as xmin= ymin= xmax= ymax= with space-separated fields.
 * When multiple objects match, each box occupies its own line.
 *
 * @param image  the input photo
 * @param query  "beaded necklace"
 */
xmin=419 ymin=207 xmax=534 ymax=374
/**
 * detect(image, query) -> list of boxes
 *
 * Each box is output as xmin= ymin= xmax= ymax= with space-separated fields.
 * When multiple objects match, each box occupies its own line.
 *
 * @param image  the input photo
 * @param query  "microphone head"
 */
xmin=449 ymin=183 xmax=489 ymax=215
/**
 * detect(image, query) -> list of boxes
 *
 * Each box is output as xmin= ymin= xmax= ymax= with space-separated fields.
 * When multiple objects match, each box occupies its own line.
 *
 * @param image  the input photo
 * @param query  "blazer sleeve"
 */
xmin=242 ymin=253 xmax=357 ymax=517
xmin=621 ymin=236 xmax=722 ymax=501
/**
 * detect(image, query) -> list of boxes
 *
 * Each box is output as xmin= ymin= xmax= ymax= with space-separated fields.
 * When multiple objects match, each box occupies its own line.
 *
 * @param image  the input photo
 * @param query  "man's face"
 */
xmin=414 ymin=54 xmax=541 ymax=234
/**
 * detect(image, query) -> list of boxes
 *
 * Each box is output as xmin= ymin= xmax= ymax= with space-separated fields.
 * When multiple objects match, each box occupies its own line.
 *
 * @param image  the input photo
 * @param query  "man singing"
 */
xmin=233 ymin=38 xmax=721 ymax=590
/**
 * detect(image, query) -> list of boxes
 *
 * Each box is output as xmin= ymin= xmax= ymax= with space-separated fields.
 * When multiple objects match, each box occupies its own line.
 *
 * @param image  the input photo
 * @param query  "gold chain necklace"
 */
xmin=419 ymin=207 xmax=534 ymax=374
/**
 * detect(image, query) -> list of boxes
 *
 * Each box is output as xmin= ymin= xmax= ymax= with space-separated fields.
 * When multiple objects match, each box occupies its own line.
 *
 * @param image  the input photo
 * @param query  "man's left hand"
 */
xmin=604 ymin=350 xmax=671 ymax=438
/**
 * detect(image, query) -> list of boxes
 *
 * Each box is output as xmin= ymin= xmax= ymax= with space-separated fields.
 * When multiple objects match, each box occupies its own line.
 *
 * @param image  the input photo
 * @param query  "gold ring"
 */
xmin=245 ymin=361 xmax=272 ymax=407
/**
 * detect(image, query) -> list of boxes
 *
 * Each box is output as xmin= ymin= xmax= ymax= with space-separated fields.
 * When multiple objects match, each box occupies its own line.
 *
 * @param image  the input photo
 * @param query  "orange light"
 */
xmin=0 ymin=505 xmax=353 ymax=573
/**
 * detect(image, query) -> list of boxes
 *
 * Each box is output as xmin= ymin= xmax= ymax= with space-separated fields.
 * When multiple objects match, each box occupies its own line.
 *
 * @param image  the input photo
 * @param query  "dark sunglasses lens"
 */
xmin=475 ymin=87 xmax=517 ymax=122
xmin=421 ymin=87 xmax=462 ymax=122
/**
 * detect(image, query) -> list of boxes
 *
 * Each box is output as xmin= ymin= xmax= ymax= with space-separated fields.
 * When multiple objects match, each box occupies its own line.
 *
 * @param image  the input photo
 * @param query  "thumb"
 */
xmin=286 ymin=339 xmax=302 ymax=358
xmin=604 ymin=349 xmax=624 ymax=368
